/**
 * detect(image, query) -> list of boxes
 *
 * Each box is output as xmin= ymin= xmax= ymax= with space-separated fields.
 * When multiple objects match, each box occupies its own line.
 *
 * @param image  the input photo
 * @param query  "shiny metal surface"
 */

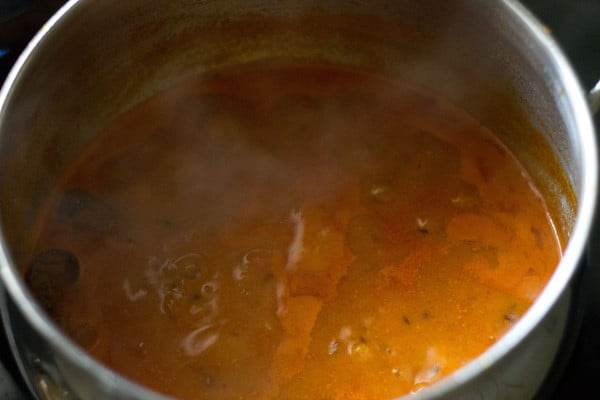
xmin=0 ymin=1 xmax=597 ymax=399
xmin=590 ymin=80 xmax=600 ymax=114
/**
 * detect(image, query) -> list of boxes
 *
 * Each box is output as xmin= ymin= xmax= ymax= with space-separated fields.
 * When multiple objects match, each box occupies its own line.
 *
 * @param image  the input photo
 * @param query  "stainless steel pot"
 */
xmin=0 ymin=1 xmax=597 ymax=399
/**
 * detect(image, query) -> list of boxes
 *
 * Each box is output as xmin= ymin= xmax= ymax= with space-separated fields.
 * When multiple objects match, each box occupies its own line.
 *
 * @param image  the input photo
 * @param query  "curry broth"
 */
xmin=25 ymin=62 xmax=561 ymax=399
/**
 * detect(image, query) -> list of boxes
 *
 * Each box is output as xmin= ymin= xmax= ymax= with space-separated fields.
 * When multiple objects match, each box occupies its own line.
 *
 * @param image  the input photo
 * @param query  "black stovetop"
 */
xmin=0 ymin=1 xmax=599 ymax=399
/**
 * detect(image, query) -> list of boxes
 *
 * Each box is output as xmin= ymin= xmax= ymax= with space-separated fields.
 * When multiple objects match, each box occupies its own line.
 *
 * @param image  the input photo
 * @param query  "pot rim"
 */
xmin=0 ymin=0 xmax=596 ymax=399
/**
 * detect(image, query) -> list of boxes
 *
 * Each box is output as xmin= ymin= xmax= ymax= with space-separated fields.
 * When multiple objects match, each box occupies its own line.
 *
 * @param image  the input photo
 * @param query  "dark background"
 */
xmin=0 ymin=1 xmax=599 ymax=399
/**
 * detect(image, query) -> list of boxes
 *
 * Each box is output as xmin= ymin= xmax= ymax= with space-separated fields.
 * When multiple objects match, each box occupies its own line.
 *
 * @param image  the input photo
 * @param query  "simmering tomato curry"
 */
xmin=25 ymin=62 xmax=562 ymax=399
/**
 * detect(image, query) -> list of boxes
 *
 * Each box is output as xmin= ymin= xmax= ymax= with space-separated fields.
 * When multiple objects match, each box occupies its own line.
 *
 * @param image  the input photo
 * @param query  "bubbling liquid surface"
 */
xmin=27 ymin=62 xmax=561 ymax=399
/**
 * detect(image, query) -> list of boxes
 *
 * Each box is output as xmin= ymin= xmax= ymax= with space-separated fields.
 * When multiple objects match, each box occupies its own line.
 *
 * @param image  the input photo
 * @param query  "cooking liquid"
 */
xmin=27 ymin=62 xmax=562 ymax=399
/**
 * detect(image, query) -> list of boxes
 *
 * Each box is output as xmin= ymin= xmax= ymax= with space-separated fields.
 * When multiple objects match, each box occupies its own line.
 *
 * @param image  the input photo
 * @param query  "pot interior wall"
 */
xmin=0 ymin=0 xmax=577 ymax=279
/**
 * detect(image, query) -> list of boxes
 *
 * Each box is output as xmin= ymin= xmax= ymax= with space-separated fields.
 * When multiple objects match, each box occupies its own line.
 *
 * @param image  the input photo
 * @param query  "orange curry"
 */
xmin=25 ymin=62 xmax=561 ymax=399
